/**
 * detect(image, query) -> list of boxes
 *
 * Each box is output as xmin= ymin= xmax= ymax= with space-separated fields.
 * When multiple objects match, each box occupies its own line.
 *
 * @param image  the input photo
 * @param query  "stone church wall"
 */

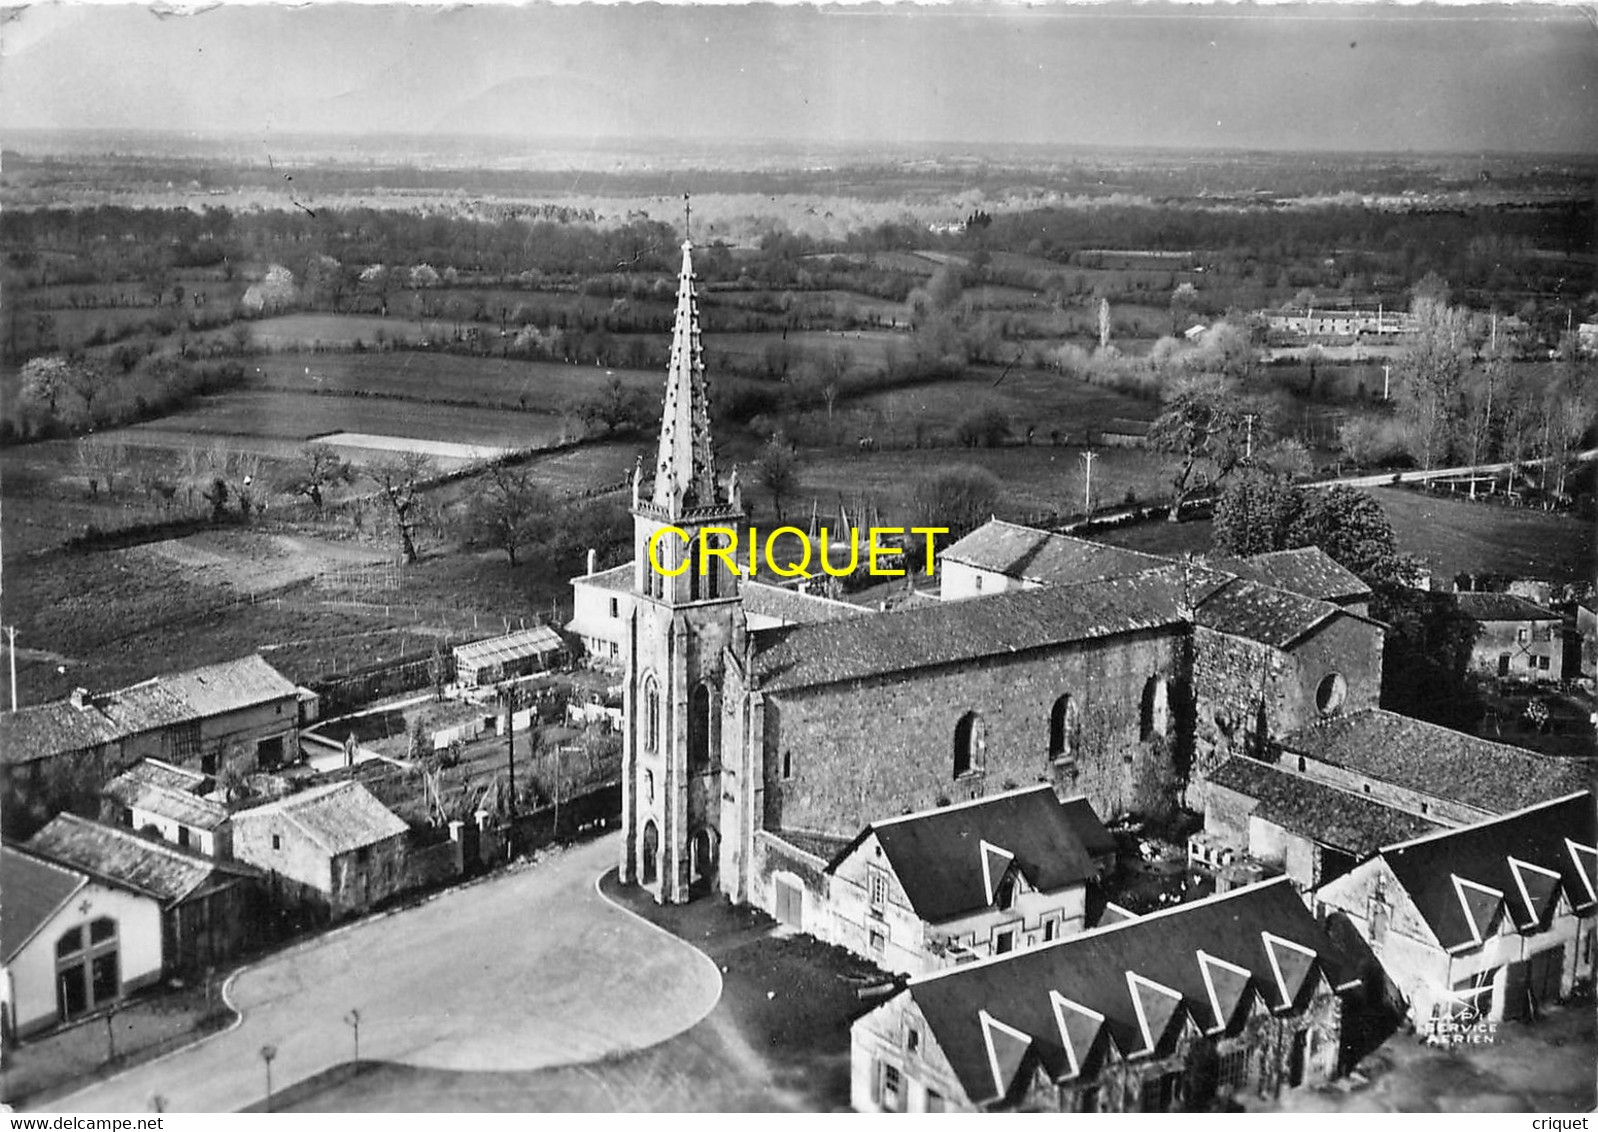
xmin=762 ymin=628 xmax=1183 ymax=838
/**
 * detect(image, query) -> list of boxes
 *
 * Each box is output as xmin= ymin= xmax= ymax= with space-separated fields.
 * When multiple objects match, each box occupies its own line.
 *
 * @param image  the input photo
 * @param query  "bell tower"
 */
xmin=621 ymin=229 xmax=745 ymax=904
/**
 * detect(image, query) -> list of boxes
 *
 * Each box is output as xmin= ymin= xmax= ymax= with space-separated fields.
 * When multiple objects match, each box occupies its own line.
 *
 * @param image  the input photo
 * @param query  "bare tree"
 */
xmin=464 ymin=461 xmax=553 ymax=565
xmin=754 ymin=434 xmax=800 ymax=522
xmin=285 ymin=443 xmax=353 ymax=511
xmin=369 ymin=451 xmax=436 ymax=563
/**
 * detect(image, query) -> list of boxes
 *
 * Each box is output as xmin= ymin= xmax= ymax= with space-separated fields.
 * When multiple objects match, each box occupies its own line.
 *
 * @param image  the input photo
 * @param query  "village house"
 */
xmin=1314 ymin=792 xmax=1597 ymax=1027
xmin=851 ymin=877 xmax=1360 ymax=1112
xmin=26 ymin=813 xmax=262 ymax=977
xmin=0 ymin=655 xmax=302 ymax=837
xmin=937 ymin=519 xmax=1169 ymax=602
xmin=230 ymin=781 xmax=410 ymax=922
xmin=566 ymin=559 xmax=635 ymax=666
xmin=1454 ymin=591 xmax=1566 ymax=683
xmin=100 ymin=759 xmax=231 ymax=858
xmin=1 ymin=844 xmax=164 ymax=1041
xmin=764 ymin=786 xmax=1112 ymax=977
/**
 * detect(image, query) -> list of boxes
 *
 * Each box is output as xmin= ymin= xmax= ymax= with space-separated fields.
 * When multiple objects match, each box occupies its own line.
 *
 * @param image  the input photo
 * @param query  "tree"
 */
xmin=76 ymin=438 xmax=125 ymax=498
xmin=1376 ymin=588 xmax=1481 ymax=729
xmin=1170 ymin=281 xmax=1199 ymax=334
xmin=575 ymin=377 xmax=652 ymax=438
xmin=284 ymin=443 xmax=353 ymax=511
xmin=1212 ymin=471 xmax=1304 ymax=558
xmin=911 ymin=464 xmax=1001 ymax=536
xmin=1285 ymin=487 xmax=1408 ymax=588
xmin=19 ymin=355 xmax=72 ymax=415
xmin=369 ymin=451 xmax=435 ymax=564
xmin=1147 ymin=375 xmax=1259 ymax=520
xmin=465 ymin=462 xmax=552 ymax=565
xmin=955 ymin=405 xmax=1011 ymax=448
xmin=754 ymin=434 xmax=800 ymax=522
xmin=1394 ymin=295 xmax=1472 ymax=470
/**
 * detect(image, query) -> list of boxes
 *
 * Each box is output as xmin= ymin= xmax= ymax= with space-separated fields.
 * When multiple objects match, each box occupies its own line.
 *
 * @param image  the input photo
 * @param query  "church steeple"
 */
xmin=651 ymin=239 xmax=722 ymax=517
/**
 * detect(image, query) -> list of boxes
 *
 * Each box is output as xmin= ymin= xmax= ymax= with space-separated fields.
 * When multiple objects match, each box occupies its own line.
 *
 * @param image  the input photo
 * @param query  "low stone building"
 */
xmin=230 ymin=781 xmax=409 ymax=922
xmin=790 ymin=786 xmax=1111 ymax=976
xmin=851 ymin=877 xmax=1360 ymax=1112
xmin=26 ymin=814 xmax=262 ymax=977
xmin=101 ymin=759 xmax=231 ymax=858
xmin=1315 ymin=791 xmax=1597 ymax=1028
xmin=1455 ymin=591 xmax=1566 ymax=683
xmin=1 ymin=845 xmax=164 ymax=1041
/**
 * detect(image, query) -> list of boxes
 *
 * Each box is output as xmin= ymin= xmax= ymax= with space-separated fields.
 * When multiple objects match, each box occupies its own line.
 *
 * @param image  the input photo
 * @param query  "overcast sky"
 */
xmin=3 ymin=2 xmax=1595 ymax=154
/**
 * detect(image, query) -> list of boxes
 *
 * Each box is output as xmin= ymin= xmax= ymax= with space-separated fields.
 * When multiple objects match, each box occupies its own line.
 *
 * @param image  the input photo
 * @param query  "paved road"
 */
xmin=39 ymin=833 xmax=721 ymax=1113
xmin=1308 ymin=447 xmax=1598 ymax=490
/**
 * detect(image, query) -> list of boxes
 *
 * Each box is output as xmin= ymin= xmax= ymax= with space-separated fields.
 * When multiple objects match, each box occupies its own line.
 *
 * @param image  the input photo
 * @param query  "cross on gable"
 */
xmin=78 ymin=898 xmax=93 ymax=915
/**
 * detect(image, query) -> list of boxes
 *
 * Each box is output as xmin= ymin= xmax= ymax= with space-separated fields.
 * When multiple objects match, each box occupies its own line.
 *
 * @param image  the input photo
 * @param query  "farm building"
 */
xmin=851 ymin=877 xmax=1360 ymax=1112
xmin=1315 ymin=792 xmax=1597 ymax=1028
xmin=1453 ymin=591 xmax=1566 ymax=683
xmin=762 ymin=785 xmax=1112 ymax=977
xmin=100 ymin=759 xmax=231 ymax=858
xmin=1 ymin=845 xmax=164 ymax=1042
xmin=26 ymin=814 xmax=263 ymax=978
xmin=0 ymin=654 xmax=302 ymax=839
xmin=230 ymin=781 xmax=410 ymax=922
xmin=1097 ymin=418 xmax=1152 ymax=448
xmin=453 ymin=626 xmax=569 ymax=688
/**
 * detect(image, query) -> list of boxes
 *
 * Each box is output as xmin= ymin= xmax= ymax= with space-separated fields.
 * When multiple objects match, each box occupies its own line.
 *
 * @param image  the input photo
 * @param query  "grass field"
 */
xmin=1093 ymin=484 xmax=1596 ymax=585
xmin=247 ymin=350 xmax=659 ymax=407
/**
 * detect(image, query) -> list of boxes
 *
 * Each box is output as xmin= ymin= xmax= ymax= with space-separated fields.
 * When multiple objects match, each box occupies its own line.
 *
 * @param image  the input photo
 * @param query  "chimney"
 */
xmin=70 ymin=687 xmax=92 ymax=709
xmin=586 ymin=548 xmax=597 ymax=577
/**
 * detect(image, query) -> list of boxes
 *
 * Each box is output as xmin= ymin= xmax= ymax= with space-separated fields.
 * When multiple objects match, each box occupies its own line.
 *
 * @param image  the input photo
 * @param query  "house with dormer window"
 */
xmin=851 ymin=877 xmax=1359 ymax=1112
xmin=812 ymin=785 xmax=1114 ymax=977
xmin=1315 ymin=791 xmax=1597 ymax=1027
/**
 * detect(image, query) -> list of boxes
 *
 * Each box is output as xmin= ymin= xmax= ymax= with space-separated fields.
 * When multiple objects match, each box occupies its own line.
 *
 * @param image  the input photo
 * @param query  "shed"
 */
xmin=453 ymin=626 xmax=569 ymax=688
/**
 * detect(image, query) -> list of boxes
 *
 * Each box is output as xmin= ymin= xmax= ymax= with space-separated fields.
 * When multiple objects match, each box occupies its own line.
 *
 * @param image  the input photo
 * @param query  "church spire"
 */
xmin=650 ymin=234 xmax=722 ymax=517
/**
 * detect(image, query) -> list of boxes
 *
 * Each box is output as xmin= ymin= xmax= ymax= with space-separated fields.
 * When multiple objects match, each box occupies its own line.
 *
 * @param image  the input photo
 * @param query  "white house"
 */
xmin=1315 ymin=791 xmax=1597 ymax=1028
xmin=1 ymin=845 xmax=164 ymax=1041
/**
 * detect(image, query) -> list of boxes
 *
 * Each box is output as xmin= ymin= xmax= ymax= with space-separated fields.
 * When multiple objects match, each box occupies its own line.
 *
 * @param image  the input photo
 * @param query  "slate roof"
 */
xmin=904 ymin=878 xmax=1358 ymax=1106
xmin=1 ymin=845 xmax=88 ymax=962
xmin=569 ymin=562 xmax=634 ymax=592
xmin=0 ymin=655 xmax=298 ymax=765
xmin=27 ymin=814 xmax=253 ymax=906
xmin=235 ymin=781 xmax=407 ymax=856
xmin=754 ymin=566 xmax=1215 ymax=692
xmin=1375 ymin=792 xmax=1596 ymax=951
xmin=1454 ymin=592 xmax=1561 ymax=623
xmin=1206 ymin=547 xmax=1372 ymax=604
xmin=1206 ymin=757 xmax=1442 ymax=858
xmin=1059 ymin=796 xmax=1117 ymax=860
xmin=1276 ymin=708 xmax=1591 ymax=816
xmin=1192 ymin=577 xmax=1348 ymax=649
xmin=827 ymin=786 xmax=1099 ymax=922
xmin=453 ymin=625 xmax=566 ymax=671
xmin=740 ymin=581 xmax=871 ymax=627
xmin=939 ymin=519 xmax=1171 ymax=587
xmin=766 ymin=827 xmax=854 ymax=863
xmin=102 ymin=760 xmax=228 ymax=832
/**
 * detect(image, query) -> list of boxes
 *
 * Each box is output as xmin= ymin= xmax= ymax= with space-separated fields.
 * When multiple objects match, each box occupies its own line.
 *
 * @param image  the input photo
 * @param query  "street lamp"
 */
xmin=345 ymin=1009 xmax=361 ymax=1064
xmin=260 ymin=1044 xmax=278 ymax=1112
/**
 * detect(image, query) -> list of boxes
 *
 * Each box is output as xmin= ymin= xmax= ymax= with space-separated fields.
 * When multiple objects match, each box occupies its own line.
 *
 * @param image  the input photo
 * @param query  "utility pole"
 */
xmin=502 ymin=683 xmax=517 ymax=817
xmin=1080 ymin=450 xmax=1098 ymax=513
xmin=6 ymin=625 xmax=16 ymax=713
xmin=259 ymin=1045 xmax=277 ymax=1113
xmin=1383 ymin=364 xmax=1392 ymax=401
xmin=1242 ymin=413 xmax=1258 ymax=461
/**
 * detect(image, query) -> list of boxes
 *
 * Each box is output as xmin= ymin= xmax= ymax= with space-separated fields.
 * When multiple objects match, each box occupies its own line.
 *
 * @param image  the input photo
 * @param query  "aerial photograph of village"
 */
xmin=0 ymin=0 xmax=1594 ymax=1116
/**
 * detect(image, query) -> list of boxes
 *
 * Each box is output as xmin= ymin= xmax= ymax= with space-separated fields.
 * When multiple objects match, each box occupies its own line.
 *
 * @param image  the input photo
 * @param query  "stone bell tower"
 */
xmin=620 ymin=230 xmax=745 ymax=904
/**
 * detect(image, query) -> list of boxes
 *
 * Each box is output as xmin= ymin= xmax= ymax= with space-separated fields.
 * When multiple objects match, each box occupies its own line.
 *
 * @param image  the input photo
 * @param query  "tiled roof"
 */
xmin=453 ymin=625 xmax=566 ymax=671
xmin=1454 ymin=592 xmax=1560 ymax=623
xmin=0 ymin=655 xmax=297 ymax=765
xmin=1206 ymin=757 xmax=1442 ymax=858
xmin=27 ymin=814 xmax=253 ymax=906
xmin=1206 ymin=547 xmax=1372 ymax=604
xmin=102 ymin=760 xmax=227 ymax=832
xmin=905 ymin=878 xmax=1357 ymax=1106
xmin=1192 ymin=577 xmax=1345 ymax=649
xmin=827 ymin=786 xmax=1099 ymax=922
xmin=1276 ymin=708 xmax=1591 ymax=816
xmin=236 ymin=781 xmax=407 ymax=855
xmin=1 ymin=845 xmax=87 ymax=962
xmin=569 ymin=562 xmax=635 ymax=592
xmin=939 ymin=519 xmax=1171 ymax=587
xmin=1375 ymin=792 xmax=1596 ymax=951
xmin=740 ymin=581 xmax=871 ymax=627
xmin=754 ymin=566 xmax=1214 ymax=692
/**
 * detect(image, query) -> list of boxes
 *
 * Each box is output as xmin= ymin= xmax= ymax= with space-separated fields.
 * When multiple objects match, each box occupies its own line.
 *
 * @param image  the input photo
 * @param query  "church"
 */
xmin=606 ymin=235 xmax=1388 ymax=918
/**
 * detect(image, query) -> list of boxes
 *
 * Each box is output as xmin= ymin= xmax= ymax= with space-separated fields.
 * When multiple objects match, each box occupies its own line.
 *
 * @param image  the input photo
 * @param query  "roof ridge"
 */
xmin=1378 ymin=790 xmax=1594 ymax=855
xmin=49 ymin=813 xmax=220 ymax=866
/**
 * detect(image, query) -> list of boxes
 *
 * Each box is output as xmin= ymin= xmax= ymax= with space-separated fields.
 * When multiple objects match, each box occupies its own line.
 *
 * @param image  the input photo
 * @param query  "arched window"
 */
xmin=690 ymin=827 xmax=717 ymax=886
xmin=642 ymin=675 xmax=660 ymax=754
xmin=641 ymin=820 xmax=660 ymax=886
xmin=954 ymin=711 xmax=985 ymax=779
xmin=643 ymin=768 xmax=655 ymax=805
xmin=689 ymin=683 xmax=712 ymax=771
xmin=56 ymin=917 xmax=119 ymax=1023
xmin=1140 ymin=677 xmax=1169 ymax=740
xmin=1049 ymin=694 xmax=1079 ymax=762
xmin=1315 ymin=673 xmax=1347 ymax=715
